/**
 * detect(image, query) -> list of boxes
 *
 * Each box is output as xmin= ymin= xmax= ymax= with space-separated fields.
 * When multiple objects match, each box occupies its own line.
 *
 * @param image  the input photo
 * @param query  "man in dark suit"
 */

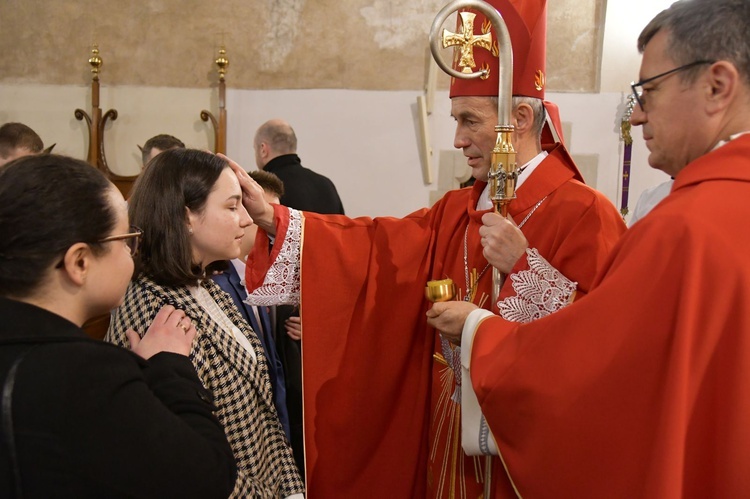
xmin=252 ymin=127 xmax=343 ymax=477
xmin=253 ymin=119 xmax=345 ymax=215
xmin=211 ymin=260 xmax=291 ymax=440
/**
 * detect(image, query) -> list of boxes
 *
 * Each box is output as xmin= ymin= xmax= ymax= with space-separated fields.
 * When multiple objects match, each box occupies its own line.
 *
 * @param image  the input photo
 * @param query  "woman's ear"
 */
xmin=60 ymin=243 xmax=92 ymax=286
xmin=185 ymin=207 xmax=196 ymax=235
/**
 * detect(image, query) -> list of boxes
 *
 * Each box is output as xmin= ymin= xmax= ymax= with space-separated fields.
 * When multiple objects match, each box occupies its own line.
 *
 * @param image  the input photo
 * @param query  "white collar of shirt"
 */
xmin=230 ymin=258 xmax=247 ymax=287
xmin=476 ymin=150 xmax=548 ymax=211
xmin=712 ymin=131 xmax=750 ymax=151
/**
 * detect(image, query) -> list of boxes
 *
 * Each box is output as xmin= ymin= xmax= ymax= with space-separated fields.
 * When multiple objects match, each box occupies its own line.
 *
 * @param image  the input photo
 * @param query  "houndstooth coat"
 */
xmin=106 ymin=275 xmax=305 ymax=498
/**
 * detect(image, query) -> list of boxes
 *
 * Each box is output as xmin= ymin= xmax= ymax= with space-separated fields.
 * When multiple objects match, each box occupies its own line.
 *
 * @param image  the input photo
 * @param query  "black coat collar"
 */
xmin=0 ymin=297 xmax=88 ymax=344
xmin=264 ymin=154 xmax=301 ymax=172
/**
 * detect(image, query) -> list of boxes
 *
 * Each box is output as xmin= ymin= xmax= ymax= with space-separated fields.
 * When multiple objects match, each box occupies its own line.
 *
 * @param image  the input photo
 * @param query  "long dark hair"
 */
xmin=0 ymin=154 xmax=115 ymax=298
xmin=128 ymin=148 xmax=229 ymax=287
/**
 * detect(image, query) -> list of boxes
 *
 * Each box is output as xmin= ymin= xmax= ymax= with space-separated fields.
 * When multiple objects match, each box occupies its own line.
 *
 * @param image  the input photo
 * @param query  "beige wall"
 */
xmin=0 ymin=0 xmax=673 ymax=223
xmin=1 ymin=0 xmax=603 ymax=91
xmin=0 ymin=82 xmax=668 ymax=223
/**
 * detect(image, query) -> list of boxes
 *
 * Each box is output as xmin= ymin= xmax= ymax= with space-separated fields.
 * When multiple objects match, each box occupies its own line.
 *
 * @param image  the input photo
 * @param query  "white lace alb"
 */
xmin=245 ymin=208 xmax=303 ymax=307
xmin=497 ymin=248 xmax=577 ymax=323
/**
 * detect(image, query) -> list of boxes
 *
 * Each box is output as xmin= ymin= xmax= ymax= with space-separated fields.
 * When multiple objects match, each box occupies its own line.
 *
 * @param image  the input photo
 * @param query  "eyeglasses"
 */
xmin=630 ymin=60 xmax=715 ymax=111
xmin=98 ymin=225 xmax=143 ymax=257
xmin=54 ymin=226 xmax=143 ymax=269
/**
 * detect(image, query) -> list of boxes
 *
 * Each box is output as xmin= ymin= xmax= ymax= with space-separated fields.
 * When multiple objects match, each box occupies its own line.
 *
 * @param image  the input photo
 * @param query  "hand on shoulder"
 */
xmin=127 ymin=305 xmax=196 ymax=359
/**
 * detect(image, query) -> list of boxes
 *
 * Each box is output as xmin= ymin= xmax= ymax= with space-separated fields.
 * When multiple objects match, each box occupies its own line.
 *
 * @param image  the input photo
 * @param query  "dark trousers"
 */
xmin=274 ymin=305 xmax=305 ymax=480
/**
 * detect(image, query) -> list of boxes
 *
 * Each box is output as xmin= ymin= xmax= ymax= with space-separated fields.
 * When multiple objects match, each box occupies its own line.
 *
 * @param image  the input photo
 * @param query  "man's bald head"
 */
xmin=253 ymin=119 xmax=298 ymax=169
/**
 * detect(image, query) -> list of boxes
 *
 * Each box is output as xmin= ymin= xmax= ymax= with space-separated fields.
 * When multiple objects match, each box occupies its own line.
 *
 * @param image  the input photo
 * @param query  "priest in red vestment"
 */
xmin=233 ymin=0 xmax=625 ymax=496
xmin=428 ymin=0 xmax=750 ymax=496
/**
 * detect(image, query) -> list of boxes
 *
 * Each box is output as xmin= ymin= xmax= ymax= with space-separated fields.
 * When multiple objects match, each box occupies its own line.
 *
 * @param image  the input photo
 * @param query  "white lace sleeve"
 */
xmin=497 ymin=248 xmax=577 ymax=323
xmin=245 ymin=209 xmax=303 ymax=307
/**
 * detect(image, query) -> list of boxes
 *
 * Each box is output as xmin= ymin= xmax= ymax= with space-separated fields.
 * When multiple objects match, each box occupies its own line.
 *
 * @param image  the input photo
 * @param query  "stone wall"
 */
xmin=0 ymin=0 xmax=604 ymax=92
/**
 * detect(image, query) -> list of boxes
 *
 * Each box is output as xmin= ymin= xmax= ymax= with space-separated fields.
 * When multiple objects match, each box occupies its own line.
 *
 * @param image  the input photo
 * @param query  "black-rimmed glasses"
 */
xmin=630 ymin=60 xmax=715 ymax=111
xmin=98 ymin=225 xmax=143 ymax=257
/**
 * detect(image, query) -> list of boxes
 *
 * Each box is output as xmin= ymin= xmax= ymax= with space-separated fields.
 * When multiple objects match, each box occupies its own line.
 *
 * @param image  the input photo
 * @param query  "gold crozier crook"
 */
xmin=442 ymin=12 xmax=493 ymax=74
xmin=429 ymin=1 xmax=519 ymax=498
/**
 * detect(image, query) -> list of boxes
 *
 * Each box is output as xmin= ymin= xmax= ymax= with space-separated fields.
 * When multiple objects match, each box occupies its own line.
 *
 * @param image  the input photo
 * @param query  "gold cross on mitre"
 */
xmin=442 ymin=11 xmax=493 ymax=74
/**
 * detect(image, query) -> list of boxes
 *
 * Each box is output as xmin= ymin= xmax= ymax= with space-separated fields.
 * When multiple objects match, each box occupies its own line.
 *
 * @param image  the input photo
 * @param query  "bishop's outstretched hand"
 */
xmin=219 ymin=153 xmax=277 ymax=235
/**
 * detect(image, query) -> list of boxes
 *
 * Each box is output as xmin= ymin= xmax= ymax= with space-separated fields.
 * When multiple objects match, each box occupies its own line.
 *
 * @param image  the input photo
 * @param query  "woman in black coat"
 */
xmin=0 ymin=155 xmax=236 ymax=498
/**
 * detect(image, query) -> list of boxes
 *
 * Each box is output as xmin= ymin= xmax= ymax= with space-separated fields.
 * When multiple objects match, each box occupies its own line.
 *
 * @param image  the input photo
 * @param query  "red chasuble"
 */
xmin=247 ymin=144 xmax=625 ymax=498
xmin=470 ymin=135 xmax=750 ymax=497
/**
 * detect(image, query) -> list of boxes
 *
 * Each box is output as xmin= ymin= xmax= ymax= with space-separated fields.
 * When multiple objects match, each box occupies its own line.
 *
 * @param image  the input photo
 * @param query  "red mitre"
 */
xmin=447 ymin=0 xmax=565 ymax=146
